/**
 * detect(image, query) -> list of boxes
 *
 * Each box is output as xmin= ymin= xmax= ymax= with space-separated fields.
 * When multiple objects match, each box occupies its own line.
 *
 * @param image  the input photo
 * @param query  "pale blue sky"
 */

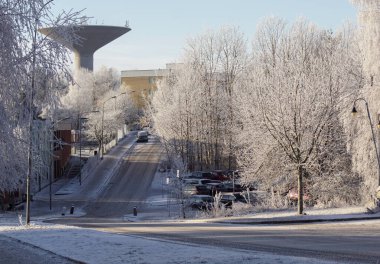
xmin=51 ymin=0 xmax=357 ymax=71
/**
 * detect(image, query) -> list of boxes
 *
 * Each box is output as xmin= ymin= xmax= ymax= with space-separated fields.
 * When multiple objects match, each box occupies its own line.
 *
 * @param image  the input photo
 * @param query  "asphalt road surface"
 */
xmin=83 ymin=136 xmax=162 ymax=218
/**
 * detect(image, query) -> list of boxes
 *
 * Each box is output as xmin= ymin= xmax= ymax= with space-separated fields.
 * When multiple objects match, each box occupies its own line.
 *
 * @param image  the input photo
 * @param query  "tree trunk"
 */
xmin=297 ymin=165 xmax=304 ymax=215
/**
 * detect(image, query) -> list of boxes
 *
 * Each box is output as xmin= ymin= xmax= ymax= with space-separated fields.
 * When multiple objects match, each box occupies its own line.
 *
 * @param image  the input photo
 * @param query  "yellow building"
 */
xmin=120 ymin=63 xmax=178 ymax=109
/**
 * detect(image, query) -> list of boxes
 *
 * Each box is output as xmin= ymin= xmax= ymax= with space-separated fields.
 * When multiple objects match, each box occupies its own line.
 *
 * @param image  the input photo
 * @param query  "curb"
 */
xmin=216 ymin=215 xmax=380 ymax=225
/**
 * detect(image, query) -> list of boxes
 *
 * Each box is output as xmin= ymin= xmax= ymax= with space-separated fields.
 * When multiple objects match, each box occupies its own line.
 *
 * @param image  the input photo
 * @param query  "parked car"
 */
xmin=188 ymin=171 xmax=213 ymax=179
xmin=182 ymin=179 xmax=202 ymax=185
xmin=205 ymin=182 xmax=223 ymax=196
xmin=210 ymin=170 xmax=230 ymax=181
xmin=188 ymin=195 xmax=214 ymax=210
xmin=219 ymin=193 xmax=237 ymax=207
xmin=217 ymin=182 xmax=244 ymax=193
xmin=183 ymin=185 xmax=199 ymax=196
xmin=195 ymin=181 xmax=222 ymax=195
xmin=182 ymin=178 xmax=218 ymax=186
xmin=136 ymin=131 xmax=148 ymax=142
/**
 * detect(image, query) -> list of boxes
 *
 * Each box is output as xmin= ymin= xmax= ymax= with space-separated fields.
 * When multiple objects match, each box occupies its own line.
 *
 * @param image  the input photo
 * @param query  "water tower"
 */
xmin=39 ymin=25 xmax=131 ymax=71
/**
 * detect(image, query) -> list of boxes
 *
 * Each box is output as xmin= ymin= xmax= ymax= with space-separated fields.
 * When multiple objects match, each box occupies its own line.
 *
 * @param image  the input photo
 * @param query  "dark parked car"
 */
xmin=219 ymin=192 xmax=254 ymax=206
xmin=183 ymin=178 xmax=216 ymax=186
xmin=220 ymin=194 xmax=237 ymax=207
xmin=210 ymin=170 xmax=230 ymax=181
xmin=195 ymin=181 xmax=222 ymax=195
xmin=189 ymin=171 xmax=213 ymax=179
xmin=217 ymin=182 xmax=244 ymax=193
xmin=188 ymin=195 xmax=214 ymax=210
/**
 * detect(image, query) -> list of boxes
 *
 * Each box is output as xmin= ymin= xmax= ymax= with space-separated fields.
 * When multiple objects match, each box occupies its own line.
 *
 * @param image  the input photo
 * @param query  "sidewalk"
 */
xmin=34 ymin=132 xmax=136 ymax=202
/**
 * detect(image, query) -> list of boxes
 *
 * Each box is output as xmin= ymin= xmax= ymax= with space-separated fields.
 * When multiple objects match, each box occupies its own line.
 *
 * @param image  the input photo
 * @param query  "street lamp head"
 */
xmin=351 ymin=106 xmax=358 ymax=116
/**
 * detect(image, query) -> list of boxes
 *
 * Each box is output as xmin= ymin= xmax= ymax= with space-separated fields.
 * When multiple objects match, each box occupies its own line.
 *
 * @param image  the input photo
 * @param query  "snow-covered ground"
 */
xmin=1 ymin=173 xmax=378 ymax=264
xmin=0 ymin=216 xmax=342 ymax=264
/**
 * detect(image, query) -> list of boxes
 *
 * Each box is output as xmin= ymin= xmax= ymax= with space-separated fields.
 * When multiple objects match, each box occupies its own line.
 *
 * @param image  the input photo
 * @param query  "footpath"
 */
xmin=31 ymin=131 xmax=137 ymax=218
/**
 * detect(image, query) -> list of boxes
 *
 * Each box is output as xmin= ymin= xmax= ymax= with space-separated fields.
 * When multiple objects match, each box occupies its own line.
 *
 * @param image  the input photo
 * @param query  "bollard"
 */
xmin=133 ymin=206 xmax=137 ymax=216
xmin=61 ymin=206 xmax=66 ymax=216
xmin=70 ymin=205 xmax=75 ymax=215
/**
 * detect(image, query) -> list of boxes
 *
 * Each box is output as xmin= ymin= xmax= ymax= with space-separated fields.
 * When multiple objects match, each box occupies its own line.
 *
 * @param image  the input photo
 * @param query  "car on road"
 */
xmin=188 ymin=195 xmax=214 ymax=210
xmin=136 ymin=131 xmax=148 ymax=142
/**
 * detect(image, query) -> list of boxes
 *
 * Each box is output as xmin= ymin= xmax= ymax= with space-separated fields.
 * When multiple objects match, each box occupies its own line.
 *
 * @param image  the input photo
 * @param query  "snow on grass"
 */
xmin=0 ymin=220 xmax=340 ymax=264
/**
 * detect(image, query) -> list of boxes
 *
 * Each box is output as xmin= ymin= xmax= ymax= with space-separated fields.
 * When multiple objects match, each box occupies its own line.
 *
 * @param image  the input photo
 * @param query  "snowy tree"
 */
xmin=152 ymin=26 xmax=248 ymax=171
xmin=0 ymin=0 xmax=85 ymax=200
xmin=60 ymin=67 xmax=133 ymax=154
xmin=235 ymin=18 xmax=362 ymax=213
xmin=349 ymin=0 xmax=380 ymax=204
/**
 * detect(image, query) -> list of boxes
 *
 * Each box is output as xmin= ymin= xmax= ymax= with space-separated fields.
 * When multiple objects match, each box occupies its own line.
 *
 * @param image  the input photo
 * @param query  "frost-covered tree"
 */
xmin=152 ymin=26 xmax=248 ymax=171
xmin=349 ymin=0 xmax=380 ymax=204
xmin=236 ymin=18 xmax=362 ymax=213
xmin=0 ymin=0 xmax=85 ymax=198
xmin=61 ymin=67 xmax=135 ymax=154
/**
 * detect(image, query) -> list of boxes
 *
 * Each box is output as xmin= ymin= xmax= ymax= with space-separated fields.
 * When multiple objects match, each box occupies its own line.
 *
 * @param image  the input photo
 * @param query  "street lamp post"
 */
xmin=114 ymin=92 xmax=127 ymax=143
xmin=101 ymin=96 xmax=116 ymax=159
xmin=26 ymin=0 xmax=54 ymax=224
xmin=78 ymin=110 xmax=99 ymax=184
xmin=352 ymin=98 xmax=380 ymax=200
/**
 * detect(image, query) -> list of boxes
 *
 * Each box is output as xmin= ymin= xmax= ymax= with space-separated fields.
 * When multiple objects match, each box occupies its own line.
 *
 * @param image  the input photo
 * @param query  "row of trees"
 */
xmin=151 ymin=17 xmax=368 ymax=212
xmin=152 ymin=26 xmax=248 ymax=171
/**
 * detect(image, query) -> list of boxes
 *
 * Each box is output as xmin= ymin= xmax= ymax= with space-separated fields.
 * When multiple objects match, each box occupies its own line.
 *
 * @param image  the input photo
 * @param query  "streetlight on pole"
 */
xmin=352 ymin=98 xmax=380 ymax=204
xmin=101 ymin=96 xmax=116 ymax=159
xmin=78 ymin=110 xmax=99 ymax=185
xmin=26 ymin=0 xmax=54 ymax=225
